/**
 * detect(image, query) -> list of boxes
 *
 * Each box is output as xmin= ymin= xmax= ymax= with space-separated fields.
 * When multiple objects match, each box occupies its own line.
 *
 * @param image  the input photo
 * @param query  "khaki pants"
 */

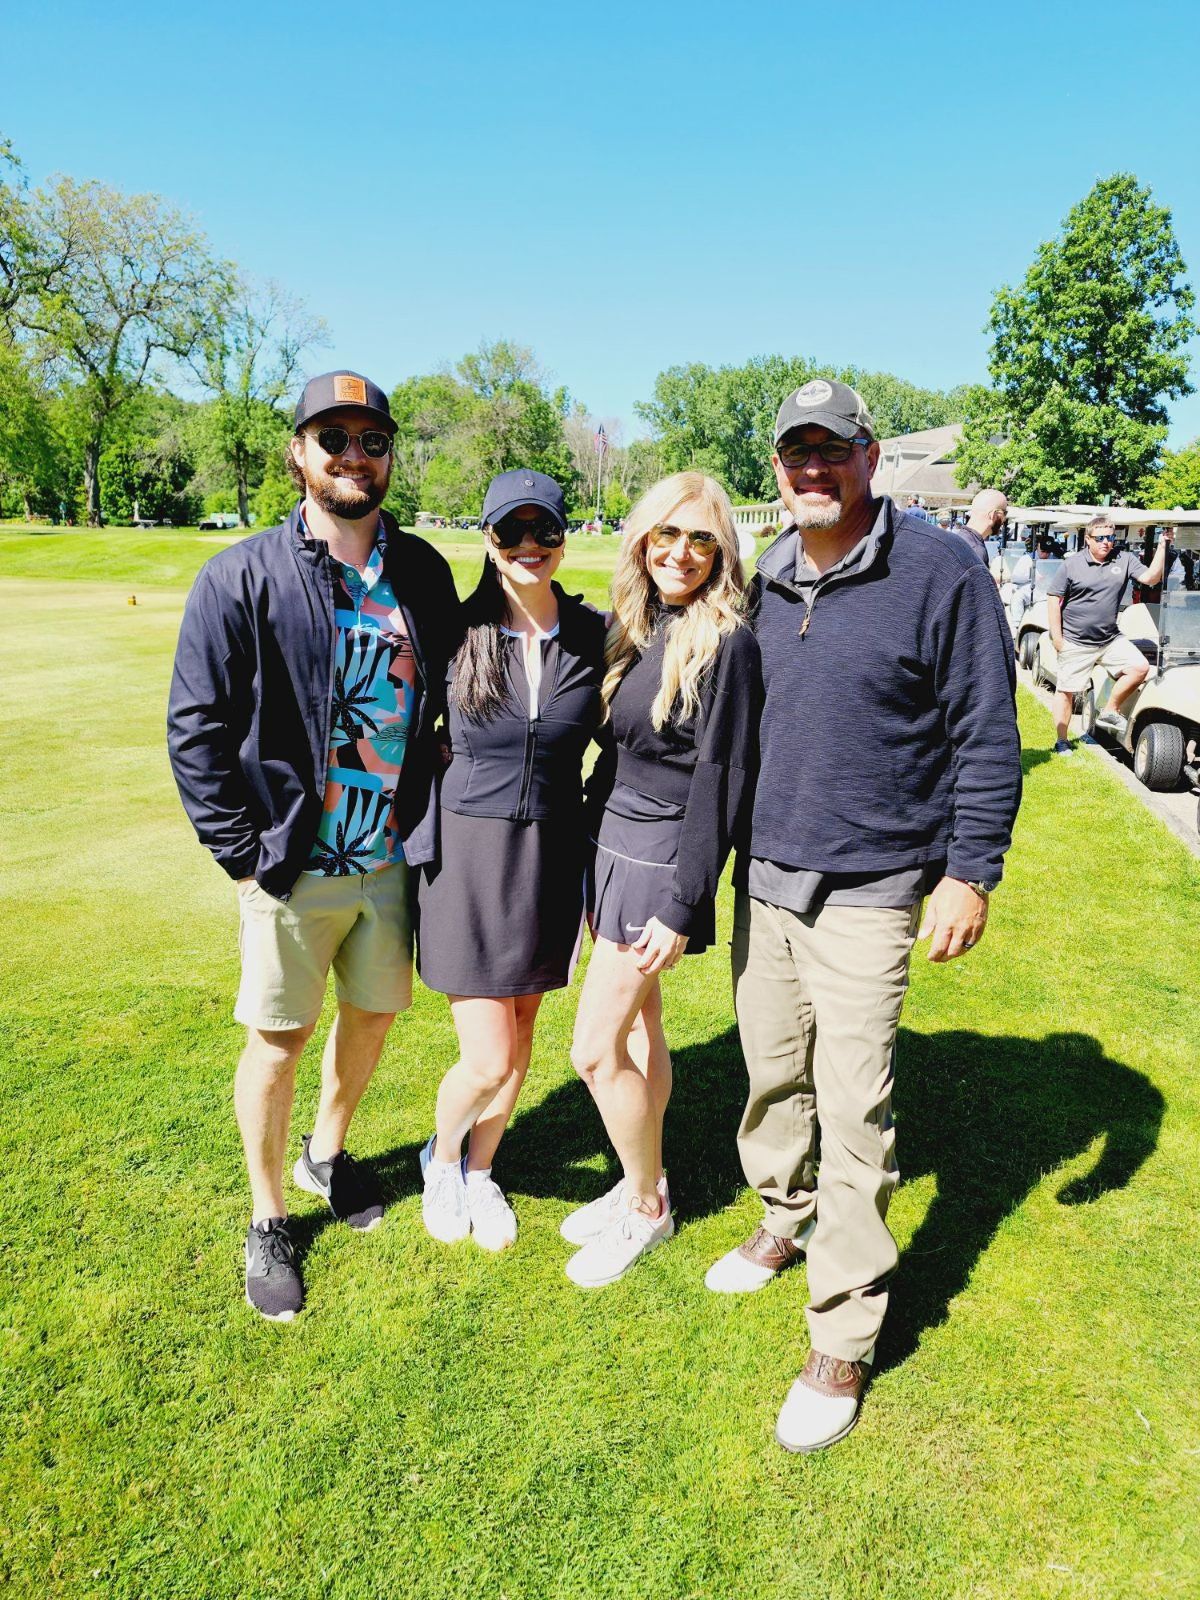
xmin=731 ymin=891 xmax=920 ymax=1361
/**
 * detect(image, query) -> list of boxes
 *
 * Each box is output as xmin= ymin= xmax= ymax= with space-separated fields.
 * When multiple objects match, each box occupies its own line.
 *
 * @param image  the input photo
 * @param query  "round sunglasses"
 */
xmin=309 ymin=424 xmax=393 ymax=459
xmin=486 ymin=512 xmax=566 ymax=550
xmin=646 ymin=523 xmax=720 ymax=555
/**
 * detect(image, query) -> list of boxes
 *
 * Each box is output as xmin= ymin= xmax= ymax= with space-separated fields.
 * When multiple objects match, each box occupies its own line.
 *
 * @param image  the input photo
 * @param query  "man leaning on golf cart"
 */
xmin=1046 ymin=514 xmax=1173 ymax=755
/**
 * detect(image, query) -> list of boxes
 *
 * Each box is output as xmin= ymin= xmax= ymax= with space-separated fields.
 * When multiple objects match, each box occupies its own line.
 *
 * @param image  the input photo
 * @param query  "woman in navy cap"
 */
xmin=560 ymin=471 xmax=760 ymax=1287
xmin=417 ymin=469 xmax=607 ymax=1251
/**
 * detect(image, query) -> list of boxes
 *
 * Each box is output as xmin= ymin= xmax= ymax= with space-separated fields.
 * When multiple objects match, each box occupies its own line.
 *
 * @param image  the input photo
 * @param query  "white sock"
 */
xmin=465 ymin=1166 xmax=493 ymax=1186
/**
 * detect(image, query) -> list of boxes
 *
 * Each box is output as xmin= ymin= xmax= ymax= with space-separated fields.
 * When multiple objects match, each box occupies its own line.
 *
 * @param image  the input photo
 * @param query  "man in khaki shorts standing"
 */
xmin=168 ymin=371 xmax=458 ymax=1320
xmin=704 ymin=380 xmax=1023 ymax=1452
xmin=1047 ymin=515 xmax=1173 ymax=754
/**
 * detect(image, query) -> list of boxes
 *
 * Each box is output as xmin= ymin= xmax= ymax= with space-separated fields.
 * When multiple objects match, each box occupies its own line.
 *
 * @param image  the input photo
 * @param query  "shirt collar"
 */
xmin=298 ymin=507 xmax=386 ymax=584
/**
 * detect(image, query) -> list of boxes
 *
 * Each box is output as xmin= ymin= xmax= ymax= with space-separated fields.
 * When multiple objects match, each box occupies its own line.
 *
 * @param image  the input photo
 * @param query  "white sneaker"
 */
xmin=419 ymin=1135 xmax=469 ymax=1243
xmin=465 ymin=1167 xmax=518 ymax=1251
xmin=564 ymin=1201 xmax=674 ymax=1288
xmin=774 ymin=1352 xmax=872 ymax=1454
xmin=560 ymin=1173 xmax=670 ymax=1246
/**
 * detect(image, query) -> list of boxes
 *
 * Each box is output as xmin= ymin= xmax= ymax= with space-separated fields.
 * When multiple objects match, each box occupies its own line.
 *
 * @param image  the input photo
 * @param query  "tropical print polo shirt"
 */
xmin=304 ymin=518 xmax=418 ymax=876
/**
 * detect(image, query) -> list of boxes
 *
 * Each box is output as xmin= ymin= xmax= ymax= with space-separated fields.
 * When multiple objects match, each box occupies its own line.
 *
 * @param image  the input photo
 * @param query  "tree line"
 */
xmin=2 ymin=140 xmax=1196 ymax=528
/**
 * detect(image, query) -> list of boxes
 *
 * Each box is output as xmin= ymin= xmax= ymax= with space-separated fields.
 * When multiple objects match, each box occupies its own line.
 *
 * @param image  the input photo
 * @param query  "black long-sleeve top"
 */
xmin=587 ymin=617 xmax=763 ymax=937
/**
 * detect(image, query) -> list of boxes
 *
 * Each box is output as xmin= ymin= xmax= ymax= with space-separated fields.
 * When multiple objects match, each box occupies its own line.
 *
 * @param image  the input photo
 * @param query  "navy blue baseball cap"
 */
xmin=294 ymin=371 xmax=395 ymax=433
xmin=481 ymin=468 xmax=566 ymax=529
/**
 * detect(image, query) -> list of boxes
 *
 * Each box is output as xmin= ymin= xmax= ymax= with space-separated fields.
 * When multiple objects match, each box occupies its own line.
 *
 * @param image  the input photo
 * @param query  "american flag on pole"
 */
xmin=594 ymin=423 xmax=607 ymax=457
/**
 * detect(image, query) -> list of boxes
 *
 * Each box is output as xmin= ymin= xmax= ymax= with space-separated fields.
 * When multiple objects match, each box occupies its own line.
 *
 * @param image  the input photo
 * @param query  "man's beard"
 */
xmin=790 ymin=493 xmax=842 ymax=531
xmin=307 ymin=467 xmax=388 ymax=521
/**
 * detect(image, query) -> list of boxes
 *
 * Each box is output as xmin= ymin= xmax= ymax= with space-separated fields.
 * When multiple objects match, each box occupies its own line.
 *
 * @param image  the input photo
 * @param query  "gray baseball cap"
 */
xmin=773 ymin=379 xmax=876 ymax=445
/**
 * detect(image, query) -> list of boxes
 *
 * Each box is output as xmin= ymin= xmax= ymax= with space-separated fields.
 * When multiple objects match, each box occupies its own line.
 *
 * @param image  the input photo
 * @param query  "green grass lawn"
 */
xmin=1 ymin=537 xmax=1198 ymax=1599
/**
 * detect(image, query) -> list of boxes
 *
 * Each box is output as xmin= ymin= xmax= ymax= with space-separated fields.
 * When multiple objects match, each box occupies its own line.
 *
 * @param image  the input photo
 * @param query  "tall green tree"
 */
xmin=18 ymin=177 xmax=226 ymax=524
xmin=0 ymin=134 xmax=72 ymax=326
xmin=958 ymin=173 xmax=1196 ymax=503
xmin=188 ymin=278 xmax=325 ymax=525
xmin=0 ymin=337 xmax=67 ymax=518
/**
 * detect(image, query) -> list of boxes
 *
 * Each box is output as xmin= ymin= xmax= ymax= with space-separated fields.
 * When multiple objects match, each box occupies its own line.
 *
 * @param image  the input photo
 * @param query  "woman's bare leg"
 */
xmin=570 ymin=937 xmax=664 ymax=1212
xmin=467 ymin=993 xmax=544 ymax=1171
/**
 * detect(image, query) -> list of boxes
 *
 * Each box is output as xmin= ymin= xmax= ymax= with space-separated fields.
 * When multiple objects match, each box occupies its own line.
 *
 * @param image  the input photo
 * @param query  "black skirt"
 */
xmin=587 ymin=782 xmax=715 ymax=955
xmin=416 ymin=807 xmax=587 ymax=997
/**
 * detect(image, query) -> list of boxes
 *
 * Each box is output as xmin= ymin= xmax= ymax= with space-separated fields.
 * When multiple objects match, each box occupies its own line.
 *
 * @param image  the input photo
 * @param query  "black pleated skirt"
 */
xmin=416 ymin=808 xmax=587 ymax=997
xmin=587 ymin=782 xmax=715 ymax=955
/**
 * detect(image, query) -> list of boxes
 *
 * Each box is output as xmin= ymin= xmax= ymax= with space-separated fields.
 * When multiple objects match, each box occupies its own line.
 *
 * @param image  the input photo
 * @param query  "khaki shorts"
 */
xmin=1055 ymin=634 xmax=1149 ymax=693
xmin=235 ymin=863 xmax=413 ymax=1030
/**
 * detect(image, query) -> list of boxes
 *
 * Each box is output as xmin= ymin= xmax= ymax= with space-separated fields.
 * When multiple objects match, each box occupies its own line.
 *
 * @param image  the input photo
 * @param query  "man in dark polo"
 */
xmin=1047 ymin=514 xmax=1174 ymax=753
xmin=168 ymin=371 xmax=459 ymax=1320
xmin=705 ymin=379 xmax=1023 ymax=1452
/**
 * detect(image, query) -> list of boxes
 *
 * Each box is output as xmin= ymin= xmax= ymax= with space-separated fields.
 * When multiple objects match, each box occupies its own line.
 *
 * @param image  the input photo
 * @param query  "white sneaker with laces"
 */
xmin=419 ymin=1135 xmax=470 ymax=1243
xmin=560 ymin=1173 xmax=670 ymax=1246
xmin=465 ymin=1167 xmax=518 ymax=1251
xmin=564 ymin=1200 xmax=674 ymax=1287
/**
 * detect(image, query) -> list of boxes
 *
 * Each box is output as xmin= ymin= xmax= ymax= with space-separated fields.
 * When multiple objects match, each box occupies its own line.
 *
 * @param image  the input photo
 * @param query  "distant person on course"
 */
xmin=167 ymin=371 xmax=459 ymax=1321
xmin=707 ymin=379 xmax=1022 ymax=1453
xmin=960 ymin=488 xmax=1008 ymax=567
xmin=1046 ymin=514 xmax=1173 ymax=754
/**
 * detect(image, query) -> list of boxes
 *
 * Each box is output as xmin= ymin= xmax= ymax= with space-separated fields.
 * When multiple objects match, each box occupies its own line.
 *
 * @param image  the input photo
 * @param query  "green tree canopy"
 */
xmin=1141 ymin=438 xmax=1200 ymax=510
xmin=188 ymin=278 xmax=325 ymax=525
xmin=17 ymin=176 xmax=226 ymax=523
xmin=636 ymin=355 xmax=964 ymax=502
xmin=958 ymin=173 xmax=1196 ymax=503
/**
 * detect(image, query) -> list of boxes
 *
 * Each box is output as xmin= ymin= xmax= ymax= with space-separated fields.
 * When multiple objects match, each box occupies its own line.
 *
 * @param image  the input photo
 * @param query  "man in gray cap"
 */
xmin=706 ymin=379 xmax=1023 ymax=1452
xmin=168 ymin=371 xmax=459 ymax=1321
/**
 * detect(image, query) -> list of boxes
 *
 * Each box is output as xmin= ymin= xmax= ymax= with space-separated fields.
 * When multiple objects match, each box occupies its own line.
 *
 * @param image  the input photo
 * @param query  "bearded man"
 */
xmin=168 ymin=371 xmax=458 ymax=1321
xmin=705 ymin=380 xmax=1023 ymax=1451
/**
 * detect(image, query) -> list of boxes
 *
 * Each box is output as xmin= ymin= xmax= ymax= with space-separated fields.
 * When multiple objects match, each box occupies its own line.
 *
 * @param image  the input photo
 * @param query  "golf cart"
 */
xmin=1086 ymin=582 xmax=1200 ymax=820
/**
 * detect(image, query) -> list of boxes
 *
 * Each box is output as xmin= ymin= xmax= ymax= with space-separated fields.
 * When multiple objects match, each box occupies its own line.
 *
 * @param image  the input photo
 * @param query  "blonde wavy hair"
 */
xmin=602 ymin=471 xmax=746 ymax=729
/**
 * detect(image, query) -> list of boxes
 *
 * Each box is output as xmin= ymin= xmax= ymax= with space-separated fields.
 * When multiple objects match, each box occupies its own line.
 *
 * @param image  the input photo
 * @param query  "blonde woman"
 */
xmin=563 ymin=472 xmax=762 ymax=1286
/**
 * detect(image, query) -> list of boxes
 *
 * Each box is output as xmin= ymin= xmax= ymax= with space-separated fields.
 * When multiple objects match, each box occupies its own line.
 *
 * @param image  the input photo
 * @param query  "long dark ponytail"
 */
xmin=449 ymin=557 xmax=511 ymax=722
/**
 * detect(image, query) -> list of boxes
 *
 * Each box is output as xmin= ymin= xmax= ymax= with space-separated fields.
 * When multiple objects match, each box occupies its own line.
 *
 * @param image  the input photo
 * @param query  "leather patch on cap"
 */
xmin=333 ymin=375 xmax=367 ymax=404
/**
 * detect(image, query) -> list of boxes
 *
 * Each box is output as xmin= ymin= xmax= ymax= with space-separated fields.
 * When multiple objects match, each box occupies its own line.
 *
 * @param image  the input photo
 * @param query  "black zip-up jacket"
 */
xmin=587 ymin=618 xmax=763 ymax=938
xmin=748 ymin=500 xmax=1021 ymax=885
xmin=167 ymin=504 xmax=460 ymax=898
xmin=438 ymin=586 xmax=607 ymax=821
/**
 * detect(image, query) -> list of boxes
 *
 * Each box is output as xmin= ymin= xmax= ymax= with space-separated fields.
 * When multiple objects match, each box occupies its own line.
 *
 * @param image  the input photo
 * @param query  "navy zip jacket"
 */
xmin=748 ymin=500 xmax=1021 ymax=886
xmin=439 ymin=586 xmax=607 ymax=820
xmin=167 ymin=504 xmax=460 ymax=898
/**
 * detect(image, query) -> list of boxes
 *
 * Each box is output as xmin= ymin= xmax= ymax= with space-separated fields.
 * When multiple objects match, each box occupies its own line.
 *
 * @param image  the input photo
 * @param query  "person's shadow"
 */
xmin=344 ymin=1022 xmax=1159 ymax=1375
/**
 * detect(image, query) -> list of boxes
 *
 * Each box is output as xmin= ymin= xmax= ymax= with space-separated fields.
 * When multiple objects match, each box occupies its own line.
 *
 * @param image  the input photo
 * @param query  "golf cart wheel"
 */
xmin=1133 ymin=720 xmax=1185 ymax=791
xmin=1018 ymin=631 xmax=1037 ymax=671
xmin=1079 ymin=686 xmax=1097 ymax=737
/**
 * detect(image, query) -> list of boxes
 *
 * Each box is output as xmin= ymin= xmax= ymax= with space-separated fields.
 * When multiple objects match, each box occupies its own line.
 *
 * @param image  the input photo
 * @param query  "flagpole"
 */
xmin=594 ymin=425 xmax=605 ymax=528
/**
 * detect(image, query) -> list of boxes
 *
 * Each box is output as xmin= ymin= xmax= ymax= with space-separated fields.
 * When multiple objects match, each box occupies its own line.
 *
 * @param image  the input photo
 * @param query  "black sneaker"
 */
xmin=244 ymin=1217 xmax=303 ymax=1321
xmin=292 ymin=1135 xmax=384 ymax=1231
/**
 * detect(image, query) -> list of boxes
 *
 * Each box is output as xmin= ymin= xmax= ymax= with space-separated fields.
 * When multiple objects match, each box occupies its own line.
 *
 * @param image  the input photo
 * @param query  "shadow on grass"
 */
xmin=1020 ymin=745 xmax=1055 ymax=775
xmin=881 ymin=1025 xmax=1162 ymax=1371
xmin=310 ymin=1022 xmax=1160 ymax=1376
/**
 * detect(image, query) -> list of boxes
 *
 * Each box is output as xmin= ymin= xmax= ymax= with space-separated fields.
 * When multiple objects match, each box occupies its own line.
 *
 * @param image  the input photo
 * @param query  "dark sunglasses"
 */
xmin=486 ymin=512 xmax=565 ymax=550
xmin=646 ymin=524 xmax=720 ymax=555
xmin=776 ymin=436 xmax=871 ymax=467
xmin=310 ymin=425 xmax=393 ymax=459
xmin=1089 ymin=532 xmax=1116 ymax=544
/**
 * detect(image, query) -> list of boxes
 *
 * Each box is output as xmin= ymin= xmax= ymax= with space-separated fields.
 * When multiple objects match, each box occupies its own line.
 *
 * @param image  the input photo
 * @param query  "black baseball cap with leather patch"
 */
xmin=293 ymin=371 xmax=395 ymax=433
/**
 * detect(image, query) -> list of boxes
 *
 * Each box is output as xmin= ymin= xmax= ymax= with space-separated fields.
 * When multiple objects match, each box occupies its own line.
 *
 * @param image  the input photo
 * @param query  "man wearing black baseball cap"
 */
xmin=707 ymin=378 xmax=1023 ymax=1451
xmin=168 ymin=370 xmax=459 ymax=1321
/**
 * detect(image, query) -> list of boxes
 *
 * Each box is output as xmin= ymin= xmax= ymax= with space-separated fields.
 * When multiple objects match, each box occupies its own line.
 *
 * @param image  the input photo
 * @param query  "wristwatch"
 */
xmin=965 ymin=879 xmax=997 ymax=897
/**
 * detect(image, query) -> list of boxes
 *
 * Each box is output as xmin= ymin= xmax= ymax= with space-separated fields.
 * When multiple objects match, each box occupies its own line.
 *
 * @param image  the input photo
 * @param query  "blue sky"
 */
xmin=7 ymin=0 xmax=1200 ymax=445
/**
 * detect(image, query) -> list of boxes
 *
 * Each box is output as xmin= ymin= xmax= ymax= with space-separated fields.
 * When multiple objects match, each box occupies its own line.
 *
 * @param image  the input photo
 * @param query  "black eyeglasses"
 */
xmin=646 ymin=524 xmax=720 ymax=554
xmin=486 ymin=512 xmax=565 ymax=550
xmin=310 ymin=425 xmax=393 ymax=459
xmin=776 ymin=436 xmax=871 ymax=467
